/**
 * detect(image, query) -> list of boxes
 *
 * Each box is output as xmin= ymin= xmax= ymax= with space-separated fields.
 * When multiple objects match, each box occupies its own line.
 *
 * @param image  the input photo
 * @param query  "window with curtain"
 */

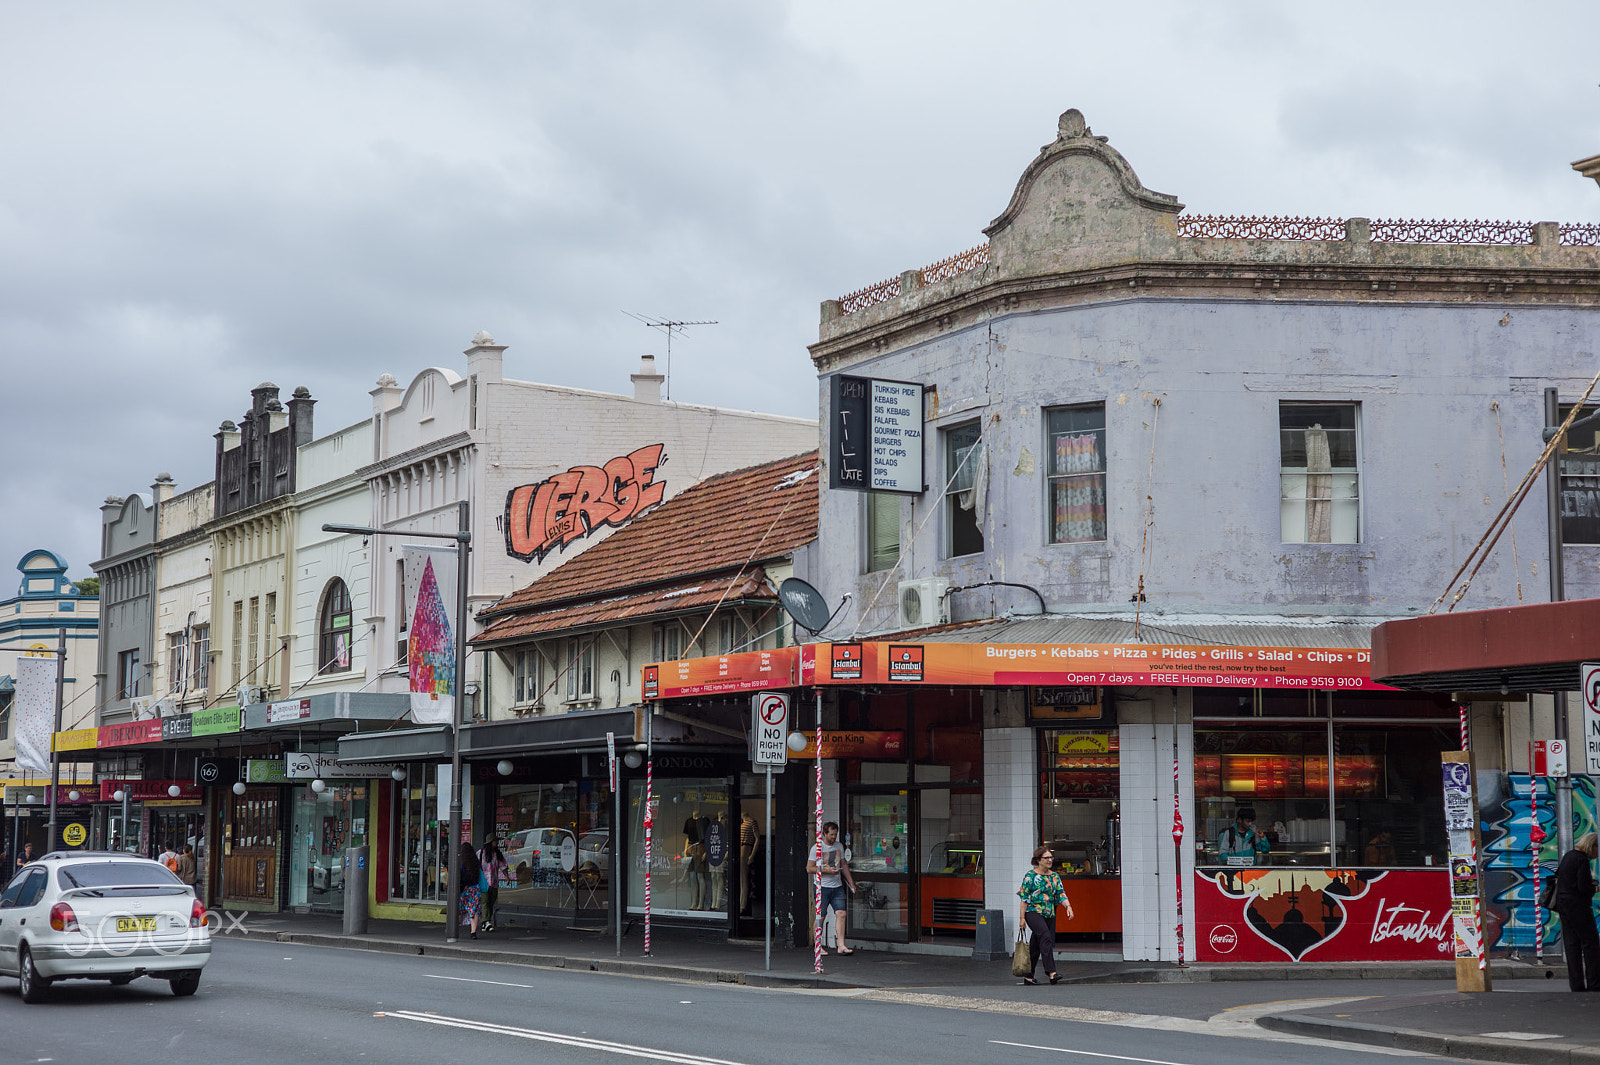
xmin=1046 ymin=404 xmax=1107 ymax=543
xmin=168 ymin=633 xmax=186 ymax=693
xmin=1280 ymin=402 xmax=1360 ymax=543
xmin=944 ymin=421 xmax=984 ymax=557
xmin=566 ymin=638 xmax=595 ymax=701
xmin=318 ymin=579 xmax=353 ymax=673
xmin=718 ymin=614 xmax=753 ymax=654
xmin=866 ymin=491 xmax=901 ymax=572
xmin=190 ymin=624 xmax=210 ymax=691
xmin=514 ymin=648 xmax=541 ymax=705
xmin=653 ymin=623 xmax=684 ymax=663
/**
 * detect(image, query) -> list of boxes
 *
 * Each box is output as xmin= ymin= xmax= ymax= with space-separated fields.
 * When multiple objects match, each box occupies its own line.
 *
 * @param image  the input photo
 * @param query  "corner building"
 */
xmin=651 ymin=109 xmax=1600 ymax=963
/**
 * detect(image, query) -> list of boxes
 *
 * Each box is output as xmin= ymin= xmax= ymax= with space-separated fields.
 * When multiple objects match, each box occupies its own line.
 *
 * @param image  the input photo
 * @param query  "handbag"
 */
xmin=1539 ymin=880 xmax=1556 ymax=910
xmin=1011 ymin=924 xmax=1033 ymax=979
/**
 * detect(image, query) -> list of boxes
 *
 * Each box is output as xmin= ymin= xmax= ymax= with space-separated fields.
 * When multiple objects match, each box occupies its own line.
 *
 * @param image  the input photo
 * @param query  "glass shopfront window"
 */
xmin=289 ymin=782 xmax=368 ymax=911
xmin=627 ymin=778 xmax=730 ymax=918
xmin=1040 ymin=729 xmax=1119 ymax=877
xmin=495 ymin=779 xmax=612 ymax=917
xmin=392 ymin=765 xmax=449 ymax=902
xmin=1195 ymin=724 xmax=1452 ymax=868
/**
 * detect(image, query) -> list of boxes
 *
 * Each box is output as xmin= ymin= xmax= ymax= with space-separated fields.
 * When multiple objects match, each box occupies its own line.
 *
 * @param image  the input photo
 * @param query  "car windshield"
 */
xmin=58 ymin=862 xmax=186 ymax=895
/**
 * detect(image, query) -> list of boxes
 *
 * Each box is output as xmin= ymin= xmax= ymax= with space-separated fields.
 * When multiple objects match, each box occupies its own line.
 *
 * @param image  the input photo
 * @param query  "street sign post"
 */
xmin=1532 ymin=739 xmax=1569 ymax=778
xmin=752 ymin=692 xmax=790 ymax=767
xmin=1583 ymin=663 xmax=1600 ymax=775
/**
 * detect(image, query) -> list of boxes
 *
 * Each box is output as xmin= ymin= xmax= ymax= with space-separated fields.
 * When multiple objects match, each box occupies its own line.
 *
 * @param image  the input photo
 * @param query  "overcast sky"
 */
xmin=2 ymin=1 xmax=1597 ymax=586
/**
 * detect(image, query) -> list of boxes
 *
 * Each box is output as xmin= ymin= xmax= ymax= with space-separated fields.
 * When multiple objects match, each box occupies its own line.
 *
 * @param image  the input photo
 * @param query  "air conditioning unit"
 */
xmin=896 ymin=578 xmax=950 ymax=631
xmin=130 ymin=696 xmax=155 ymax=720
xmin=154 ymin=697 xmax=179 ymax=718
xmin=236 ymin=685 xmax=263 ymax=707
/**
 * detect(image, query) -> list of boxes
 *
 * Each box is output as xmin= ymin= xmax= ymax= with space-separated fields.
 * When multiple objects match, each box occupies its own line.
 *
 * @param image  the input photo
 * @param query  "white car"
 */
xmin=507 ymin=828 xmax=573 ymax=886
xmin=0 ymin=851 xmax=211 ymax=1002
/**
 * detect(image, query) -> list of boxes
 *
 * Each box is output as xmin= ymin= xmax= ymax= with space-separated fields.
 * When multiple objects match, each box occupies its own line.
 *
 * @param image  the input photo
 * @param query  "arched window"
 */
xmin=319 ymin=579 xmax=353 ymax=673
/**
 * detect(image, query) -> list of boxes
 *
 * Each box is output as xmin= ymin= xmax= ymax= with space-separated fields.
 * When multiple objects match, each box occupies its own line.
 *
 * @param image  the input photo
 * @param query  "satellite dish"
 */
xmin=778 ymin=577 xmax=833 ymax=634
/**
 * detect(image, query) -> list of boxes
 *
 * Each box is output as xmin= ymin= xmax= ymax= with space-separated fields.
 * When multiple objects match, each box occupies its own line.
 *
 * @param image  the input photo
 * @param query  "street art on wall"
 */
xmin=503 ymin=444 xmax=667 ymax=563
xmin=1194 ymin=867 xmax=1452 ymax=962
xmin=1481 ymin=771 xmax=1599 ymax=951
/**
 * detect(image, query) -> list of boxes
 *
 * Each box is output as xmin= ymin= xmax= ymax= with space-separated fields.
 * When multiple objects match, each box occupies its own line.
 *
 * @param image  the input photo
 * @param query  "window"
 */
xmin=231 ymin=601 xmax=244 ymax=687
xmin=944 ymin=422 xmax=984 ymax=557
xmin=319 ymin=580 xmax=353 ymax=674
xmin=1280 ymin=403 xmax=1360 ymax=543
xmin=565 ymin=638 xmax=595 ymax=701
xmin=718 ymin=614 xmax=754 ymax=654
xmin=1046 ymin=405 xmax=1107 ymax=543
xmin=514 ymin=648 xmax=541 ymax=705
xmin=264 ymin=592 xmax=277 ymax=676
xmin=247 ymin=596 xmax=260 ymax=680
xmin=395 ymin=560 xmax=409 ymax=665
xmin=167 ymin=633 xmax=186 ymax=693
xmin=190 ymin=625 xmax=210 ymax=691
xmin=866 ymin=492 xmax=901 ymax=572
xmin=1559 ymin=404 xmax=1600 ymax=544
xmin=117 ymin=648 xmax=142 ymax=700
xmin=653 ymin=624 xmax=684 ymax=663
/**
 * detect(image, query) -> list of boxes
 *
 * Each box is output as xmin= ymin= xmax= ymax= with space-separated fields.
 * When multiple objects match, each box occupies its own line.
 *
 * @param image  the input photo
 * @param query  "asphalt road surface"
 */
xmin=0 ymin=937 xmax=1459 ymax=1065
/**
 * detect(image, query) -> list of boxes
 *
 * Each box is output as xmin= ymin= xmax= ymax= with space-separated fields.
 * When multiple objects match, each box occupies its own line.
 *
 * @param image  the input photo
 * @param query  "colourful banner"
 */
xmin=13 ymin=655 xmax=56 ymax=774
xmin=52 ymin=727 xmax=98 ymax=752
xmin=97 ymin=779 xmax=203 ymax=802
xmin=405 ymin=546 xmax=459 ymax=725
xmin=647 ymin=648 xmax=798 ymax=699
xmin=191 ymin=705 xmax=242 ymax=736
xmin=1195 ymin=868 xmax=1452 ymax=962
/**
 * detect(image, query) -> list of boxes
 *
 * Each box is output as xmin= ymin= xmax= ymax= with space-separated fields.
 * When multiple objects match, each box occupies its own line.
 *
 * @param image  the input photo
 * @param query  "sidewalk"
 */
xmin=239 ymin=912 xmax=1593 ymax=1062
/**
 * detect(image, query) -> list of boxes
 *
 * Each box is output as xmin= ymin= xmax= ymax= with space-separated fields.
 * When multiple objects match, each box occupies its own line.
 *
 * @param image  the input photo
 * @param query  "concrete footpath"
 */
xmin=240 ymin=913 xmax=1593 ymax=1062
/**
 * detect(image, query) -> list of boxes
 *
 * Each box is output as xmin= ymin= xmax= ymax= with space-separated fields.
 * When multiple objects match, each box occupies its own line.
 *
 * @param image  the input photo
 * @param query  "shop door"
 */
xmin=224 ymin=788 xmax=280 ymax=906
xmin=844 ymin=790 xmax=912 ymax=943
xmin=734 ymin=778 xmax=768 ymax=939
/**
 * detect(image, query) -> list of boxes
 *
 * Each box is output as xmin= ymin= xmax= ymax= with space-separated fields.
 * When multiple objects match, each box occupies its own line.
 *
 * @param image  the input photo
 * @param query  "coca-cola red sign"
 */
xmin=1195 ymin=868 xmax=1451 ymax=962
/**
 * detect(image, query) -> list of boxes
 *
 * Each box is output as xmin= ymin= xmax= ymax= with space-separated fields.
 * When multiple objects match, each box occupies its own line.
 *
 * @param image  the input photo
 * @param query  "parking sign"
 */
xmin=752 ymin=692 xmax=790 ymax=767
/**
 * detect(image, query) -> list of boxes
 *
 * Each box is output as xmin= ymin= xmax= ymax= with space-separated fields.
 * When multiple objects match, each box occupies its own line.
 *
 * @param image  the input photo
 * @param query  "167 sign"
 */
xmin=752 ymin=692 xmax=790 ymax=767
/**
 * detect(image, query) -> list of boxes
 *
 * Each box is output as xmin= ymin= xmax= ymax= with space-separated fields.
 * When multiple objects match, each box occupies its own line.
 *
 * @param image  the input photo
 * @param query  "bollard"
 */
xmin=972 ymin=908 xmax=1008 ymax=961
xmin=343 ymin=845 xmax=370 ymax=935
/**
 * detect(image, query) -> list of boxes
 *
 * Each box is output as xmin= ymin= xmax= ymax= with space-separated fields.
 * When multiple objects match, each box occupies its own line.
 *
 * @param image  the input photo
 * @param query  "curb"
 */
xmin=272 ymin=932 xmax=864 ymax=990
xmin=1059 ymin=962 xmax=1562 ymax=984
xmin=1258 ymin=1012 xmax=1600 ymax=1064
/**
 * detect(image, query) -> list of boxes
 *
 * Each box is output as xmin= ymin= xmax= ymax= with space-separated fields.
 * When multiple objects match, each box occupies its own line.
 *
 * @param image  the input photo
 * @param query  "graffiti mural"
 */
xmin=1195 ymin=868 xmax=1452 ymax=962
xmin=503 ymin=444 xmax=667 ymax=562
xmin=1481 ymin=771 xmax=1599 ymax=951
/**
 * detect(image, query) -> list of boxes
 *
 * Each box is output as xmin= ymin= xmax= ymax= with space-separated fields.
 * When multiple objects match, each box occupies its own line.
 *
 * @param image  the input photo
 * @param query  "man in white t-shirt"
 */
xmin=807 ymin=821 xmax=857 ymax=955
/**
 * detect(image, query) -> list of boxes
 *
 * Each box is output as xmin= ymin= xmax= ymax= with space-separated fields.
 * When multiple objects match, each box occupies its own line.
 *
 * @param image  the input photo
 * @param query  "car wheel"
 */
xmin=18 ymin=946 xmax=51 ymax=1004
xmin=169 ymin=971 xmax=201 ymax=997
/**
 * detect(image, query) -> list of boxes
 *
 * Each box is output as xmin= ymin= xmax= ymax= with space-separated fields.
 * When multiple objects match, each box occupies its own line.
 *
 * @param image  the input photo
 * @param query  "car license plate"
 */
xmin=116 ymin=916 xmax=159 ymax=932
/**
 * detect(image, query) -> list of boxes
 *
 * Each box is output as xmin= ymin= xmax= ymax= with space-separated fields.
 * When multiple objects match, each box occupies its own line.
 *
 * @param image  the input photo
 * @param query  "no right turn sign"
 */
xmin=1582 ymin=663 xmax=1600 ymax=774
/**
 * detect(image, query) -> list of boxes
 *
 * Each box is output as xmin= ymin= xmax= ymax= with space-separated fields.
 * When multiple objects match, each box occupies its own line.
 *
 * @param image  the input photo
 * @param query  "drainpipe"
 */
xmin=1544 ymin=387 xmax=1575 ymax=858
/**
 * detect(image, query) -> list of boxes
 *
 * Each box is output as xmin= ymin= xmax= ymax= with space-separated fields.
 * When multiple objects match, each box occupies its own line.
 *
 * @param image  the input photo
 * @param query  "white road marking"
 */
xmin=992 ymin=1040 xmax=1191 ymax=1065
xmin=425 ymin=974 xmax=535 ymax=989
xmin=1478 ymin=1031 xmax=1559 ymax=1040
xmin=384 ymin=1010 xmax=754 ymax=1065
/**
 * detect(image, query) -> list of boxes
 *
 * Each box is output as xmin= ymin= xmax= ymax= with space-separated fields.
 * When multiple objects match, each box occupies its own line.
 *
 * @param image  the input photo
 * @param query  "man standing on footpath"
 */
xmin=807 ymin=821 xmax=856 ymax=955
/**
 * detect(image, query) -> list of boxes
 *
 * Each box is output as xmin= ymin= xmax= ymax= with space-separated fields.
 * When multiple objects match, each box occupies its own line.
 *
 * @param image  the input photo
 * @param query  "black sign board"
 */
xmin=194 ymin=756 xmax=239 ymax=788
xmin=829 ymin=375 xmax=870 ymax=490
xmin=161 ymin=714 xmax=193 ymax=742
xmin=829 ymin=374 xmax=924 ymax=493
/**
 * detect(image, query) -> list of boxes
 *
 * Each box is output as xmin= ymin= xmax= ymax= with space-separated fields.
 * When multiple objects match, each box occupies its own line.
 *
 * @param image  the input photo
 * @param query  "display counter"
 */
xmin=1055 ymin=875 xmax=1121 ymax=934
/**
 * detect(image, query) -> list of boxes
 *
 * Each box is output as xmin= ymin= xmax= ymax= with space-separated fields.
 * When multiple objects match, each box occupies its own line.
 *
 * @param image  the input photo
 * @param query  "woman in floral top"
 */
xmin=1016 ymin=845 xmax=1074 ymax=984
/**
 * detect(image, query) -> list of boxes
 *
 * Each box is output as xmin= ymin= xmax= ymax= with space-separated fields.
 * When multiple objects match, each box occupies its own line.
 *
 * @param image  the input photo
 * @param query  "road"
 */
xmin=0 ymin=937 xmax=1459 ymax=1065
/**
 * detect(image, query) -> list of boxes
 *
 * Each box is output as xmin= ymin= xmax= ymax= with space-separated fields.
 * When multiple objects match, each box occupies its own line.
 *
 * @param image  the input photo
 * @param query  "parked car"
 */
xmin=506 ymin=828 xmax=573 ymax=886
xmin=0 ymin=851 xmax=211 ymax=1002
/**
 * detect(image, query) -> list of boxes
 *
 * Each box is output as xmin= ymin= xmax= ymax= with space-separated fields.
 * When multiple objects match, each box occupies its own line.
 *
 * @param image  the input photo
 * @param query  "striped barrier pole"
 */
xmin=814 ymin=707 xmax=824 ymax=975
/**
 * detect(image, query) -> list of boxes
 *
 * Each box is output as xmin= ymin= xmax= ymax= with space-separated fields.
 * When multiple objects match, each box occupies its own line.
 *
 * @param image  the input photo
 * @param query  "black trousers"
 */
xmin=1559 ymin=906 xmax=1600 ymax=991
xmin=1025 ymin=911 xmax=1057 ymax=978
xmin=483 ymin=886 xmax=499 ymax=923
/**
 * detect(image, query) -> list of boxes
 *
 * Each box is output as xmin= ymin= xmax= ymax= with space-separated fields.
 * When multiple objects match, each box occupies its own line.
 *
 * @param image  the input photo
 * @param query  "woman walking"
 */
xmin=459 ymin=841 xmax=484 ymax=940
xmin=1554 ymin=832 xmax=1600 ymax=991
xmin=1017 ymin=845 xmax=1073 ymax=985
xmin=478 ymin=835 xmax=509 ymax=932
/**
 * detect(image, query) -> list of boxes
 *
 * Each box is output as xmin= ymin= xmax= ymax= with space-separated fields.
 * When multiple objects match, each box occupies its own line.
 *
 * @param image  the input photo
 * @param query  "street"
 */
xmin=0 ymin=936 xmax=1457 ymax=1065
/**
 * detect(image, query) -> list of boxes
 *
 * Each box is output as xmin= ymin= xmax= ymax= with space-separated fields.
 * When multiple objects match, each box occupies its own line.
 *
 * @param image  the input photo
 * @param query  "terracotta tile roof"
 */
xmin=475 ymin=569 xmax=777 ymax=645
xmin=474 ymin=450 xmax=818 ymax=636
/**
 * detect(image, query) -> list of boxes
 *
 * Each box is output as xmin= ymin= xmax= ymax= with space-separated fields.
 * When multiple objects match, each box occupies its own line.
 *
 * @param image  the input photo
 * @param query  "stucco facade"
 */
xmin=93 ymin=487 xmax=159 ymax=723
xmin=0 ymin=550 xmax=99 ymax=774
xmin=152 ymin=481 xmax=216 ymax=710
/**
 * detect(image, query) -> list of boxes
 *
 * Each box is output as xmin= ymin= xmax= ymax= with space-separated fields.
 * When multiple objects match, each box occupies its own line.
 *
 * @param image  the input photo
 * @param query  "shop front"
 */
xmin=284 ymin=752 xmax=383 ymax=913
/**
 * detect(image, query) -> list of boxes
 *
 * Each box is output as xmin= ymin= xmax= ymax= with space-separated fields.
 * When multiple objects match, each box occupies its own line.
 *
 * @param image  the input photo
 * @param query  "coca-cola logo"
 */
xmin=1209 ymin=926 xmax=1239 ymax=953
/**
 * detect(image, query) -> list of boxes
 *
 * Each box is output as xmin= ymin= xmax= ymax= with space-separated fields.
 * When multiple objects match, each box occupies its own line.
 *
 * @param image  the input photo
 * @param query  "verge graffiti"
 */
xmin=503 ymin=444 xmax=667 ymax=562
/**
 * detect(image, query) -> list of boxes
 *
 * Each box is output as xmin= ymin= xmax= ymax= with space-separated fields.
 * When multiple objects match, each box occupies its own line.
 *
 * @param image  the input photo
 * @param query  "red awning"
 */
xmin=1371 ymin=598 xmax=1600 ymax=692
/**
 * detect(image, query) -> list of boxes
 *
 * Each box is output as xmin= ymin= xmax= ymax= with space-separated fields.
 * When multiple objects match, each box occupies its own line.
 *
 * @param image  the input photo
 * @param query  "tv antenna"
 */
xmin=623 ymin=312 xmax=717 ymax=400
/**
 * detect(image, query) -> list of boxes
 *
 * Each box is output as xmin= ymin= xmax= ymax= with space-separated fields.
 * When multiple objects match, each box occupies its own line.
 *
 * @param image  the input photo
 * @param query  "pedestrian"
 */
xmin=1017 ymin=845 xmax=1073 ymax=986
xmin=458 ymin=841 xmax=483 ymax=940
xmin=1554 ymin=832 xmax=1600 ymax=992
xmin=16 ymin=841 xmax=36 ymax=869
xmin=176 ymin=844 xmax=197 ymax=888
xmin=158 ymin=840 xmax=179 ymax=873
xmin=807 ymin=821 xmax=856 ymax=955
xmin=478 ymin=835 xmax=509 ymax=931
xmin=1216 ymin=807 xmax=1270 ymax=867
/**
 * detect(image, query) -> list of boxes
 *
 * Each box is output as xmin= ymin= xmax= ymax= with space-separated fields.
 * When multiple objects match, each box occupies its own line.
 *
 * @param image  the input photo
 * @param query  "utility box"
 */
xmin=972 ymin=908 xmax=1007 ymax=961
xmin=343 ymin=845 xmax=370 ymax=935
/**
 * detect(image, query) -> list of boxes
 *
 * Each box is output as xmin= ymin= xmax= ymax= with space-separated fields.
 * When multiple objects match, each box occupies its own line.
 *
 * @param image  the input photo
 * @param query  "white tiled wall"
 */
xmin=1118 ymin=693 xmax=1196 ymax=962
xmin=983 ymin=726 xmax=1038 ymax=938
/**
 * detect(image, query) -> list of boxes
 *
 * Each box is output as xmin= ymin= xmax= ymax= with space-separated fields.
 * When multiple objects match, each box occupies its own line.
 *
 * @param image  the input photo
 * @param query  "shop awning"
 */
xmin=459 ymin=707 xmax=641 ymax=758
xmin=1371 ymin=598 xmax=1600 ymax=692
xmin=336 ymin=724 xmax=452 ymax=764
